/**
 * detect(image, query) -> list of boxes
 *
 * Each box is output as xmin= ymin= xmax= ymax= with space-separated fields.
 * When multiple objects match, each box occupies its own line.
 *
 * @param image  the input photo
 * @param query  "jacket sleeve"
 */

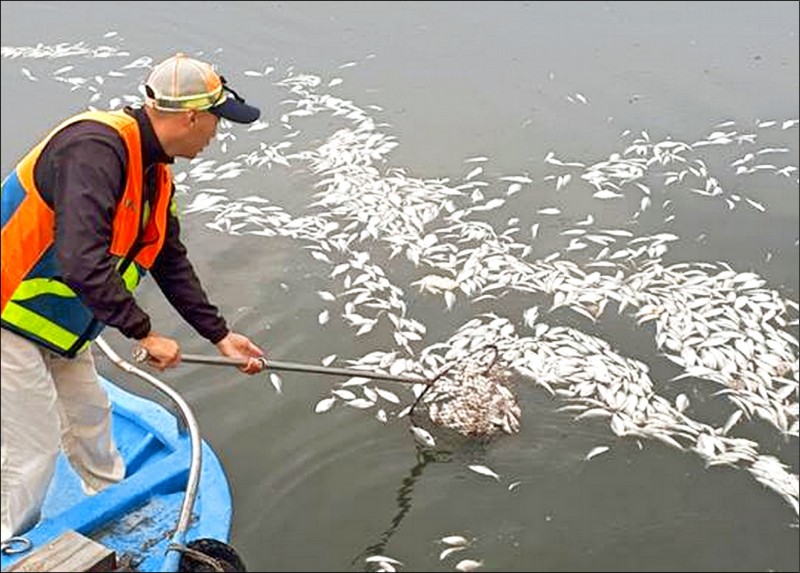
xmin=149 ymin=203 xmax=230 ymax=344
xmin=51 ymin=134 xmax=153 ymax=339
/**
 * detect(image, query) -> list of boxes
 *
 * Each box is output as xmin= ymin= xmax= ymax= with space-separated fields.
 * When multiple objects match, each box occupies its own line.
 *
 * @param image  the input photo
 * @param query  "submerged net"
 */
xmin=411 ymin=345 xmax=521 ymax=438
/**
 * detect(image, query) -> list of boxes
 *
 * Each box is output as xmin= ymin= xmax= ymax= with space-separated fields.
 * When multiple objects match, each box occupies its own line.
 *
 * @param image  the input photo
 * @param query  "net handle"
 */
xmin=132 ymin=346 xmax=429 ymax=385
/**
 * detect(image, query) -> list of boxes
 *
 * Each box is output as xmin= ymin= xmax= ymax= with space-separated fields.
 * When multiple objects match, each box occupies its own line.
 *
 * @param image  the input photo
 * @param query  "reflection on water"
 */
xmin=353 ymin=449 xmax=451 ymax=572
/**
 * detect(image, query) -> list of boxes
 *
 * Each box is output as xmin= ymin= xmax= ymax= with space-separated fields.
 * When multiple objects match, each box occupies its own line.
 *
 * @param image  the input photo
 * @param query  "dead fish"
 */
xmin=455 ymin=559 xmax=484 ymax=572
xmin=585 ymin=446 xmax=610 ymax=461
xmin=409 ymin=425 xmax=436 ymax=448
xmin=467 ymin=464 xmax=500 ymax=481
xmin=440 ymin=546 xmax=467 ymax=560
xmin=314 ymin=397 xmax=336 ymax=413
xmin=365 ymin=555 xmax=403 ymax=565
xmin=440 ymin=535 xmax=470 ymax=547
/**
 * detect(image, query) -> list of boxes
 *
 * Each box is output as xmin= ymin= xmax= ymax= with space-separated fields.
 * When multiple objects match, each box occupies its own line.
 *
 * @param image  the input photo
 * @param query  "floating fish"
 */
xmin=409 ymin=425 xmax=436 ymax=448
xmin=585 ymin=446 xmax=610 ymax=461
xmin=440 ymin=535 xmax=470 ymax=547
xmin=467 ymin=464 xmax=500 ymax=481
xmin=455 ymin=559 xmax=484 ymax=572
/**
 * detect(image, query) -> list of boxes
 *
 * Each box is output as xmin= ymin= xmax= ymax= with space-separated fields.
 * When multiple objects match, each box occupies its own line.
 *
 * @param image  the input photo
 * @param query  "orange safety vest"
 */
xmin=0 ymin=110 xmax=173 ymax=357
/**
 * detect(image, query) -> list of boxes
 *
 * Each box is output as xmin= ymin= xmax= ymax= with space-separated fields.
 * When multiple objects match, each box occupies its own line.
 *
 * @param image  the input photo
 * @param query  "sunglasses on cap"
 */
xmin=145 ymin=75 xmax=243 ymax=112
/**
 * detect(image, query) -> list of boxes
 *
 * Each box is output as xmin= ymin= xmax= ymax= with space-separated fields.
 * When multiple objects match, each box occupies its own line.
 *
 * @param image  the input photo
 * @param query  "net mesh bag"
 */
xmin=413 ymin=345 xmax=521 ymax=438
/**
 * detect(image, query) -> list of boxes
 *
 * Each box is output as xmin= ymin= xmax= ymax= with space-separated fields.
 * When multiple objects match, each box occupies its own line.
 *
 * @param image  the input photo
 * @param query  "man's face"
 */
xmin=178 ymin=109 xmax=219 ymax=159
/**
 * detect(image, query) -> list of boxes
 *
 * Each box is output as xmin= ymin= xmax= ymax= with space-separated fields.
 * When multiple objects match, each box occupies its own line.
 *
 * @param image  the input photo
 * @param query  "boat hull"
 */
xmin=1 ymin=376 xmax=234 ymax=572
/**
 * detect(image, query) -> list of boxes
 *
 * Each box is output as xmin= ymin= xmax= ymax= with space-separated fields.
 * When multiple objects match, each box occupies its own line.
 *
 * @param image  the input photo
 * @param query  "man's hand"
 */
xmin=136 ymin=332 xmax=181 ymax=370
xmin=215 ymin=331 xmax=265 ymax=375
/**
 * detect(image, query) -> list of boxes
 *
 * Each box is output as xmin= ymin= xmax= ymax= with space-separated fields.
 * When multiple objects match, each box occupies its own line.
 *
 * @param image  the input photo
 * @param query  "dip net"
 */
xmin=409 ymin=345 xmax=521 ymax=438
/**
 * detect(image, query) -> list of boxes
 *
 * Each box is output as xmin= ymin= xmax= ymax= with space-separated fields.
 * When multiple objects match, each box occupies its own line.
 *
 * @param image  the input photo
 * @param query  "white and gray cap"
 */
xmin=144 ymin=53 xmax=260 ymax=124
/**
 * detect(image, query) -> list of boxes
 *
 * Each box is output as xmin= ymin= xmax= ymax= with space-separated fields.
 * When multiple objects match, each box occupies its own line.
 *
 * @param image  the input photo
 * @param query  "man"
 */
xmin=1 ymin=53 xmax=266 ymax=541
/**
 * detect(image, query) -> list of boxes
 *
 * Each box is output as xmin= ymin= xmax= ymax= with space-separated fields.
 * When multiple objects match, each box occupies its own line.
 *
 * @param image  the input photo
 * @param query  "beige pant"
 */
xmin=1 ymin=328 xmax=125 ymax=542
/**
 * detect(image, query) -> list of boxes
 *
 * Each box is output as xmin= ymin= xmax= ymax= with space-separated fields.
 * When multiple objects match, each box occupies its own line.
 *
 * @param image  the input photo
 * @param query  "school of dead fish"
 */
xmin=4 ymin=39 xmax=798 ymax=571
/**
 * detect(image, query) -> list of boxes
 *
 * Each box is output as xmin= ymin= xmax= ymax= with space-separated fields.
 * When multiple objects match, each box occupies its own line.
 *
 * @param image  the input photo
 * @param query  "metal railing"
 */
xmin=94 ymin=336 xmax=201 ymax=572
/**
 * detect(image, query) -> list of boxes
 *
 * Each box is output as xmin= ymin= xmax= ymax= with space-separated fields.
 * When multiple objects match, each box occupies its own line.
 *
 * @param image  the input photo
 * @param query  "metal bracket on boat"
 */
xmin=167 ymin=542 xmax=226 ymax=572
xmin=94 ymin=335 xmax=202 ymax=572
xmin=1 ymin=536 xmax=32 ymax=555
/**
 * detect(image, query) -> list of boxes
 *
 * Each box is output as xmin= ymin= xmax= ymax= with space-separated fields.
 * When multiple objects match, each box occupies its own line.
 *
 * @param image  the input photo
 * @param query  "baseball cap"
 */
xmin=144 ymin=53 xmax=260 ymax=124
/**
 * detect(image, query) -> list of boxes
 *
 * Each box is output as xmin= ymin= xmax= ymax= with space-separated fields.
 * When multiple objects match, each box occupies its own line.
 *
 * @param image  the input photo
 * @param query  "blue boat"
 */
xmin=1 ymin=337 xmax=242 ymax=572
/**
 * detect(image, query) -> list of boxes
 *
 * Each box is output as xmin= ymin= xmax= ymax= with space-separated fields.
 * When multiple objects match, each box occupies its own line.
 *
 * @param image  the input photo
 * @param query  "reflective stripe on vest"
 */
xmin=2 ymin=301 xmax=89 ymax=354
xmin=8 ymin=260 xmax=141 ymax=303
xmin=1 ymin=110 xmax=171 ymax=357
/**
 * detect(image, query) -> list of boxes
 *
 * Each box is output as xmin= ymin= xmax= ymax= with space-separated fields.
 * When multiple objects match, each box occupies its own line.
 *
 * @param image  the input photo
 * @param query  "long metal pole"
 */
xmin=179 ymin=353 xmax=428 ymax=385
